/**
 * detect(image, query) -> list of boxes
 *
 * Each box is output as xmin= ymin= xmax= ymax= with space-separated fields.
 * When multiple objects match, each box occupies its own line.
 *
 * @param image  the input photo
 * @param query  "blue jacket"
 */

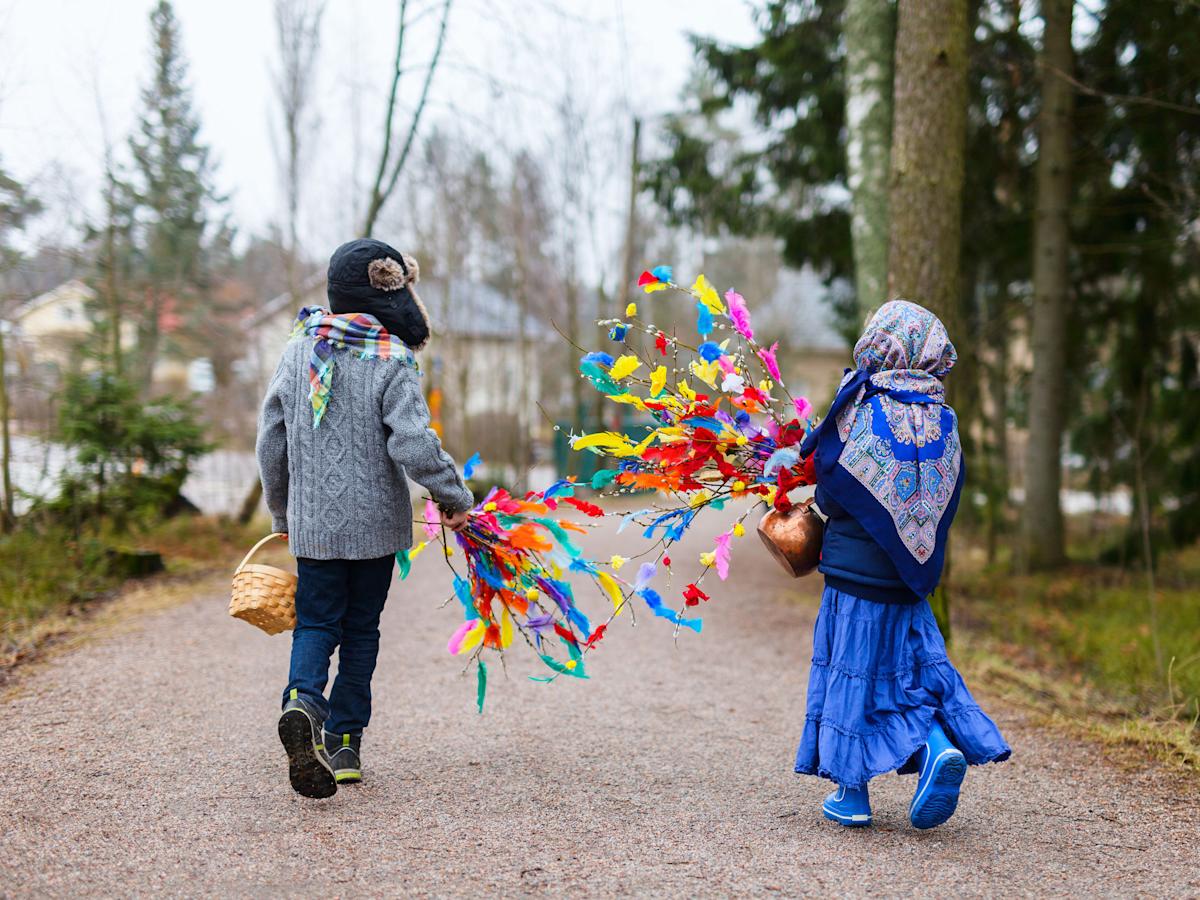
xmin=815 ymin=484 xmax=921 ymax=605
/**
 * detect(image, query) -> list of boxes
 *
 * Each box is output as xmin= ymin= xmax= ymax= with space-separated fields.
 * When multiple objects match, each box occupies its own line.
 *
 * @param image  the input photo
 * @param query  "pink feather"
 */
xmin=758 ymin=342 xmax=782 ymax=382
xmin=424 ymin=499 xmax=440 ymax=539
xmin=714 ymin=531 xmax=733 ymax=581
xmin=793 ymin=396 xmax=813 ymax=419
xmin=446 ymin=619 xmax=475 ymax=655
xmin=725 ymin=290 xmax=754 ymax=341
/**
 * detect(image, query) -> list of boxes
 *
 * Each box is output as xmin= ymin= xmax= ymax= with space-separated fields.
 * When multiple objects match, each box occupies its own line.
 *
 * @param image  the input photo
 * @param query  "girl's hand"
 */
xmin=440 ymin=508 xmax=470 ymax=532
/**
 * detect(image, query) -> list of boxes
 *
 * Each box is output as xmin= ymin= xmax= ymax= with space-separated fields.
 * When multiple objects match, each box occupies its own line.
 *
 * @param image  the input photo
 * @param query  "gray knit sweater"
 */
xmin=256 ymin=338 xmax=474 ymax=560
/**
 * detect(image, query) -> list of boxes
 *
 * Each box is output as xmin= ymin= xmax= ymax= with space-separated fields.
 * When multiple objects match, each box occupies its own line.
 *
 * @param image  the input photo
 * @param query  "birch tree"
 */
xmin=361 ymin=0 xmax=453 ymax=238
xmin=844 ymin=0 xmax=894 ymax=313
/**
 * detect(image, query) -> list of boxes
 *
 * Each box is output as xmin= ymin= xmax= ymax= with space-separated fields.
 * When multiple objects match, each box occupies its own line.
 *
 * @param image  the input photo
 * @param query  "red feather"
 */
xmin=563 ymin=496 xmax=605 ymax=518
xmin=682 ymin=583 xmax=710 ymax=607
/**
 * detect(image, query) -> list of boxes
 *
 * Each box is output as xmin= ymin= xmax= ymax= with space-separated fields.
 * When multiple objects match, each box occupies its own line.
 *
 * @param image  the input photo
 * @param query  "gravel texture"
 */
xmin=2 ymin=510 xmax=1197 ymax=898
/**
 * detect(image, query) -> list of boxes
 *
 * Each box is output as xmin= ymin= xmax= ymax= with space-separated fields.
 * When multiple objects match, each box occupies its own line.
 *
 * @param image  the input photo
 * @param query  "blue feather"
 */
xmin=463 ymin=452 xmax=482 ymax=479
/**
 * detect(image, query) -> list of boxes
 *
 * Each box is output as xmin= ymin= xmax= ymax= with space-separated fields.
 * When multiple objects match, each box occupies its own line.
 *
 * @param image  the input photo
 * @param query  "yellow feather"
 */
xmin=572 ymin=431 xmax=628 ymax=451
xmin=500 ymin=607 xmax=514 ymax=648
xmin=457 ymin=621 xmax=485 ymax=655
xmin=609 ymin=355 xmax=642 ymax=381
xmin=650 ymin=365 xmax=667 ymax=397
xmin=691 ymin=274 xmax=725 ymax=314
xmin=690 ymin=359 xmax=720 ymax=388
xmin=597 ymin=571 xmax=626 ymax=616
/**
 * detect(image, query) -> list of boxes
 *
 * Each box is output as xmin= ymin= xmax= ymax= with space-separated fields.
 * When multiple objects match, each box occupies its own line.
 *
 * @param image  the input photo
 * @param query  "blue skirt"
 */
xmin=794 ymin=586 xmax=1011 ymax=789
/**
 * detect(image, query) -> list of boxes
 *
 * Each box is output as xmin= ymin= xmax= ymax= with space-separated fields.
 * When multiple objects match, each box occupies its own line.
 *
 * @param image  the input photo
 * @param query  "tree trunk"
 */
xmin=1021 ymin=0 xmax=1074 ymax=570
xmin=844 ymin=0 xmax=894 ymax=314
xmin=0 ymin=328 xmax=13 ymax=531
xmin=887 ymin=0 xmax=969 ymax=327
xmin=887 ymin=0 xmax=970 ymax=639
xmin=985 ymin=285 xmax=1011 ymax=565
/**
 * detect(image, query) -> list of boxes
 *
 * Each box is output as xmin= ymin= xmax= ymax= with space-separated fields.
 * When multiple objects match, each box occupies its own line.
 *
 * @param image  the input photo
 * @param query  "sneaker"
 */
xmin=822 ymin=784 xmax=872 ymax=827
xmin=278 ymin=689 xmax=336 ymax=799
xmin=324 ymin=731 xmax=363 ymax=785
xmin=909 ymin=720 xmax=967 ymax=829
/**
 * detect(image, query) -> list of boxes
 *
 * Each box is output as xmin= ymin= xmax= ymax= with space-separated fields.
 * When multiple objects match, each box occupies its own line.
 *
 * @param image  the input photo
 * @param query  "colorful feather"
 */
xmin=758 ymin=342 xmax=782 ymax=382
xmin=725 ymin=289 xmax=754 ymax=341
xmin=463 ymin=452 xmax=482 ymax=479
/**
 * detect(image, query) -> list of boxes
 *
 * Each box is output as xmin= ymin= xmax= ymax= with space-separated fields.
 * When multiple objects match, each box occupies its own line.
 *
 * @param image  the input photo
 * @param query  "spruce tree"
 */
xmin=128 ymin=0 xmax=224 ymax=390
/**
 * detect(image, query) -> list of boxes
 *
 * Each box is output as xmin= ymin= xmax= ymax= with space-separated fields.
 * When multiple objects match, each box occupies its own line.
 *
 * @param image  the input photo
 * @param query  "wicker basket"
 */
xmin=229 ymin=533 xmax=297 ymax=635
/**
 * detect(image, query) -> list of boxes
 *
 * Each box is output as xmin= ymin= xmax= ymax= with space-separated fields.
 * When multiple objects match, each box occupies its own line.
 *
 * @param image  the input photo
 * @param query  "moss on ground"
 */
xmin=952 ymin=535 xmax=1200 ymax=776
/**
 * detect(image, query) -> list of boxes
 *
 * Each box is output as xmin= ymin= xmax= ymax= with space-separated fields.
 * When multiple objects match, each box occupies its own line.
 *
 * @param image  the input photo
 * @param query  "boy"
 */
xmin=256 ymin=238 xmax=473 ymax=799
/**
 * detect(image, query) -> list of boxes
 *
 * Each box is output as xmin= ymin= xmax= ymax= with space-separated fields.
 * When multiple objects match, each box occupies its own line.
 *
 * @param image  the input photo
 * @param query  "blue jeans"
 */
xmin=283 ymin=555 xmax=395 ymax=736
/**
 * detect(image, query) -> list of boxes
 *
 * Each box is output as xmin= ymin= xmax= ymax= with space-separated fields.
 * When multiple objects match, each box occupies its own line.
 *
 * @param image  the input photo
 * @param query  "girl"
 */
xmin=795 ymin=300 xmax=1010 ymax=829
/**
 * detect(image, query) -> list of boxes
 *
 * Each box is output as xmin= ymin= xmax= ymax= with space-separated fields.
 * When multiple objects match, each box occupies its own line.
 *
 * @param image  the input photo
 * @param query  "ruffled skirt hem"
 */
xmin=793 ymin=587 xmax=1011 ymax=789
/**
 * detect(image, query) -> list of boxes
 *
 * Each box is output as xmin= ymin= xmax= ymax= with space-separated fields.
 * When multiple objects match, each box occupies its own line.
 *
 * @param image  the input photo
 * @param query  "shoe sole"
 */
xmin=334 ymin=771 xmax=362 ymax=784
xmin=910 ymin=749 xmax=967 ymax=829
xmin=822 ymin=805 xmax=872 ymax=827
xmin=278 ymin=709 xmax=337 ymax=799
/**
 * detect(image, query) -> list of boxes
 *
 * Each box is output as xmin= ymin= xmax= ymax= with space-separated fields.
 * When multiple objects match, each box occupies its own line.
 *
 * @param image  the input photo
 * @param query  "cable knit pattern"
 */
xmin=256 ymin=338 xmax=474 ymax=560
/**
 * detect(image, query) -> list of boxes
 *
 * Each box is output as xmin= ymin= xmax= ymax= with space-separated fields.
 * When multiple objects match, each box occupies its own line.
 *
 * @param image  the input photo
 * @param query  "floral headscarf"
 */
xmin=800 ymin=300 xmax=963 ymax=598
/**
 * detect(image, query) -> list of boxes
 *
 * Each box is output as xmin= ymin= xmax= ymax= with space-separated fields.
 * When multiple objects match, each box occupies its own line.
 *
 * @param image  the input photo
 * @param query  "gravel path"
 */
xmin=2 ymin=509 xmax=1197 ymax=898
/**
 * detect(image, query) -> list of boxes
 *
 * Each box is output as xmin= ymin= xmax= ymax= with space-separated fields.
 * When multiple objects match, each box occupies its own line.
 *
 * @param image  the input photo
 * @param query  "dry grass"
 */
xmin=0 ymin=515 xmax=271 ymax=680
xmin=952 ymin=537 xmax=1200 ymax=779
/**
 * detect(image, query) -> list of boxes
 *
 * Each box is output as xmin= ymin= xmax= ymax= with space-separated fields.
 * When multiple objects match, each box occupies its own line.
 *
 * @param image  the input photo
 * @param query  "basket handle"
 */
xmin=236 ymin=532 xmax=288 ymax=574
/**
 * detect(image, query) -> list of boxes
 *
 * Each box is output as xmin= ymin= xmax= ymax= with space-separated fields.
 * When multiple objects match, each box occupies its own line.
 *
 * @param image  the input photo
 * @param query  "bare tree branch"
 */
xmin=362 ymin=0 xmax=453 ymax=237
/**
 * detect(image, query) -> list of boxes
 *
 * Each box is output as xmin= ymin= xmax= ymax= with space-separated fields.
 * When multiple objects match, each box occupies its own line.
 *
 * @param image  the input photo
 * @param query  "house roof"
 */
xmin=419 ymin=278 xmax=552 ymax=340
xmin=765 ymin=268 xmax=847 ymax=351
xmin=250 ymin=274 xmax=551 ymax=341
xmin=247 ymin=272 xmax=327 ymax=328
xmin=7 ymin=279 xmax=96 ymax=323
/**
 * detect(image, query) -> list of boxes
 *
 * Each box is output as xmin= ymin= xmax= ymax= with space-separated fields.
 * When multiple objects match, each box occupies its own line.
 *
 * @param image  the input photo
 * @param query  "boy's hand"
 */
xmin=440 ymin=508 xmax=470 ymax=532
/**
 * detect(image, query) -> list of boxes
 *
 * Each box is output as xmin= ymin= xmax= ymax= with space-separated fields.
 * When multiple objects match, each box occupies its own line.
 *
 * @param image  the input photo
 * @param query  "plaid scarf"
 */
xmin=290 ymin=305 xmax=418 ymax=428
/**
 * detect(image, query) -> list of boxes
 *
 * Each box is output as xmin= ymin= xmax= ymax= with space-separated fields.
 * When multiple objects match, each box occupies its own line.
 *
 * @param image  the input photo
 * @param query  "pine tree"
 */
xmin=887 ymin=0 xmax=970 ymax=637
xmin=1022 ymin=0 xmax=1075 ymax=570
xmin=641 ymin=0 xmax=853 ymax=310
xmin=128 ymin=0 xmax=224 ymax=390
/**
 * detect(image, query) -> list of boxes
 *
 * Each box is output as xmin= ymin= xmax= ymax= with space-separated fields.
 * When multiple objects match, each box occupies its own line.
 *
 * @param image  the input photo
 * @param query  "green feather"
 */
xmin=591 ymin=469 xmax=620 ymax=490
xmin=538 ymin=653 xmax=589 ymax=679
xmin=476 ymin=659 xmax=488 ymax=714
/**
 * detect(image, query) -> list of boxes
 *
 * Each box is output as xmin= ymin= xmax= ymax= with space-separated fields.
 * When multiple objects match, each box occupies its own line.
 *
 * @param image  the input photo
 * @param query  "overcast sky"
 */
xmin=0 ymin=0 xmax=759 ymax=265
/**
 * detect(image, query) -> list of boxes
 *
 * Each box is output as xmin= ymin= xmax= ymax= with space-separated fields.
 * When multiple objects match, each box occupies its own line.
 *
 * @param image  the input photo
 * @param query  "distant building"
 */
xmin=239 ymin=276 xmax=552 ymax=471
xmin=3 ymin=278 xmax=204 ymax=399
xmin=766 ymin=267 xmax=851 ymax=407
xmin=5 ymin=279 xmax=106 ymax=374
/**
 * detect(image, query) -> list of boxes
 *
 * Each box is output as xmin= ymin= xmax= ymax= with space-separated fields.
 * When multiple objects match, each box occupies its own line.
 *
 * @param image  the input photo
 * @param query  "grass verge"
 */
xmin=952 ymin=537 xmax=1200 ymax=776
xmin=1 ymin=515 xmax=266 ymax=674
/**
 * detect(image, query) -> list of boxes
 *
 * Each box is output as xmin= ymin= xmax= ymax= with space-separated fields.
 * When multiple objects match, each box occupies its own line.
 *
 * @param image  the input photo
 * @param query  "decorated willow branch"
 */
xmin=400 ymin=266 xmax=816 ymax=712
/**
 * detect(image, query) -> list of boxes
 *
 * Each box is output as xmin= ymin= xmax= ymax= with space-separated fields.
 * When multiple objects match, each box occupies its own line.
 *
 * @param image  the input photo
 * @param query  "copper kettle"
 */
xmin=757 ymin=497 xmax=824 ymax=578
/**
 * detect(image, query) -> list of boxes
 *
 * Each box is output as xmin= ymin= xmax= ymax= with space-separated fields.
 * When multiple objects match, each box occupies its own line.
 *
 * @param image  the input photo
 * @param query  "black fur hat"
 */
xmin=326 ymin=238 xmax=431 ymax=350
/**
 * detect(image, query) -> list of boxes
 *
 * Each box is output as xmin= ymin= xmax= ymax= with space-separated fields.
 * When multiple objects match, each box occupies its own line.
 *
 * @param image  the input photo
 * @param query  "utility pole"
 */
xmin=612 ymin=117 xmax=641 ymax=432
xmin=618 ymin=117 xmax=642 ymax=311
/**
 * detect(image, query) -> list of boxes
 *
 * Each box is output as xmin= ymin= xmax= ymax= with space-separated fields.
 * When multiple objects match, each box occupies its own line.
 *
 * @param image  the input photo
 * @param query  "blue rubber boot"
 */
xmin=909 ymin=720 xmax=967 ymax=829
xmin=822 ymin=784 xmax=872 ymax=827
